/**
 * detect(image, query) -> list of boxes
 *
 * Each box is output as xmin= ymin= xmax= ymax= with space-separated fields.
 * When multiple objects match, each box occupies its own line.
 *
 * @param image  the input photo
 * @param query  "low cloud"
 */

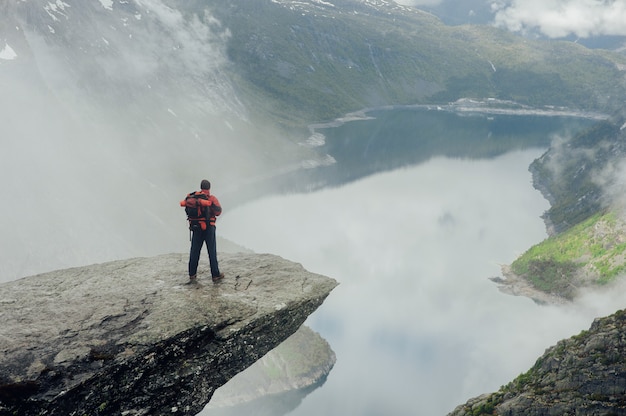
xmin=492 ymin=0 xmax=626 ymax=38
xmin=216 ymin=151 xmax=626 ymax=416
xmin=593 ymin=156 xmax=626 ymax=215
xmin=0 ymin=0 xmax=301 ymax=282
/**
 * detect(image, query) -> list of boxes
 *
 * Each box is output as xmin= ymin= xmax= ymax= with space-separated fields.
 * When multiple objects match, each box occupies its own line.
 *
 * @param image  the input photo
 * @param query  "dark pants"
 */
xmin=188 ymin=225 xmax=220 ymax=277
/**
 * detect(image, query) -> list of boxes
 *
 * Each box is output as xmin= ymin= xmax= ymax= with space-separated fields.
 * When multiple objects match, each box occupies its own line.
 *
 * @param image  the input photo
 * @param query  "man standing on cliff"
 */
xmin=180 ymin=179 xmax=224 ymax=282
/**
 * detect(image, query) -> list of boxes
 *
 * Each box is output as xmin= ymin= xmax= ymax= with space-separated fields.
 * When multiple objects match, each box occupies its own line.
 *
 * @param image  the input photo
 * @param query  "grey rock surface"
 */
xmin=0 ymin=252 xmax=338 ymax=415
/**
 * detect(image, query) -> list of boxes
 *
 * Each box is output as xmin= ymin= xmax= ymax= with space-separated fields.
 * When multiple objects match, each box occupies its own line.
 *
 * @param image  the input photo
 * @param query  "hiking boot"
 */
xmin=212 ymin=273 xmax=224 ymax=282
xmin=189 ymin=274 xmax=197 ymax=281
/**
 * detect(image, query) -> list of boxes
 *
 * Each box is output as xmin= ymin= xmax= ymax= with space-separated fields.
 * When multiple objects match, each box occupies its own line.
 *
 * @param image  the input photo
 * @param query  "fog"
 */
xmin=215 ymin=150 xmax=626 ymax=415
xmin=0 ymin=0 xmax=308 ymax=281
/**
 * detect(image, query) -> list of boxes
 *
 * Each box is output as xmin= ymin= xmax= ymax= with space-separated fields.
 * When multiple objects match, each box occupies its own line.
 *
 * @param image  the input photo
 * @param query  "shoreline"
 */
xmin=308 ymin=98 xmax=610 ymax=132
xmin=491 ymin=264 xmax=570 ymax=306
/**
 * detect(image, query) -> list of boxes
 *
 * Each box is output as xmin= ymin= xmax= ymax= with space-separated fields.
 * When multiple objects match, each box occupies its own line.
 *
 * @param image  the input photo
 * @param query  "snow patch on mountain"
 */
xmin=98 ymin=0 xmax=113 ymax=10
xmin=0 ymin=43 xmax=17 ymax=60
xmin=44 ymin=0 xmax=70 ymax=21
xmin=270 ymin=0 xmax=413 ymax=14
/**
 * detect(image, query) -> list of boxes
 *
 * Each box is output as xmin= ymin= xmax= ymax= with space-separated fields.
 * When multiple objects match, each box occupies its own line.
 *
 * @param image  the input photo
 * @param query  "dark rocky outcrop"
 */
xmin=448 ymin=309 xmax=626 ymax=416
xmin=0 ymin=252 xmax=338 ymax=416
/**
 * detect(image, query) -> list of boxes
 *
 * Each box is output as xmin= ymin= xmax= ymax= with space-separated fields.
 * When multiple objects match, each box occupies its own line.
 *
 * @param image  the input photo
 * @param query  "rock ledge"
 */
xmin=0 ymin=252 xmax=338 ymax=415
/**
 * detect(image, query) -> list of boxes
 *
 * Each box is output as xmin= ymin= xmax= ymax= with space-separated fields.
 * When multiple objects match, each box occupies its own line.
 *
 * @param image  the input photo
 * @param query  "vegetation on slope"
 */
xmin=191 ymin=0 xmax=626 ymax=128
xmin=511 ymin=211 xmax=626 ymax=299
xmin=508 ymin=109 xmax=626 ymax=299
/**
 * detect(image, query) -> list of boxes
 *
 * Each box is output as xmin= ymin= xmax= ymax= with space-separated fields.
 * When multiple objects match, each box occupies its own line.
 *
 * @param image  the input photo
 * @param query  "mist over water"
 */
xmin=215 ymin=149 xmax=626 ymax=416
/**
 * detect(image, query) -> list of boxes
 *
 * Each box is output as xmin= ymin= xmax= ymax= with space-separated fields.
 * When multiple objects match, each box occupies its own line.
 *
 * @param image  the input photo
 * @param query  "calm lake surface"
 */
xmin=202 ymin=108 xmax=624 ymax=415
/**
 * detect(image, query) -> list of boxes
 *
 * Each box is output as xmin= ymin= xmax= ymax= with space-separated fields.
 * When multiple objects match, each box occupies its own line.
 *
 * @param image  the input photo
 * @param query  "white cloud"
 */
xmin=98 ymin=0 xmax=114 ymax=10
xmin=492 ymin=0 xmax=626 ymax=38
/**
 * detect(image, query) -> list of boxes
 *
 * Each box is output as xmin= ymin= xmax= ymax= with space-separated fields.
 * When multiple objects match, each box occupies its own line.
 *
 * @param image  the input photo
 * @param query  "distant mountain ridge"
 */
xmin=206 ymin=0 xmax=626 ymax=126
xmin=6 ymin=0 xmax=625 ymax=130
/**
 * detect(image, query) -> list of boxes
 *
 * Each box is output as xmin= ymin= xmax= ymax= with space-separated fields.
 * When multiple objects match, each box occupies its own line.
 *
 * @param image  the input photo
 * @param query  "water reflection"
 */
xmin=224 ymin=109 xmax=596 ymax=208
xmin=214 ymin=150 xmax=626 ymax=416
xmin=267 ymin=109 xmax=596 ymax=195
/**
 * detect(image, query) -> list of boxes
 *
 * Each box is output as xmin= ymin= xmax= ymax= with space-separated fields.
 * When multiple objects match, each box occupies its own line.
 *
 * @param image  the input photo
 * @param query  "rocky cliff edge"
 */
xmin=448 ymin=308 xmax=626 ymax=416
xmin=0 ymin=252 xmax=338 ymax=416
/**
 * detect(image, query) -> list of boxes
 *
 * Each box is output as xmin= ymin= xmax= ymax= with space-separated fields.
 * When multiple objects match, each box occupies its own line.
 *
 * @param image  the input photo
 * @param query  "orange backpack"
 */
xmin=184 ymin=192 xmax=209 ymax=231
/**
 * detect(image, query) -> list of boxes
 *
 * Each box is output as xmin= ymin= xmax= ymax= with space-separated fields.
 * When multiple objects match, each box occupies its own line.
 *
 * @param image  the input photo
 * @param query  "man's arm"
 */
xmin=209 ymin=196 xmax=222 ymax=216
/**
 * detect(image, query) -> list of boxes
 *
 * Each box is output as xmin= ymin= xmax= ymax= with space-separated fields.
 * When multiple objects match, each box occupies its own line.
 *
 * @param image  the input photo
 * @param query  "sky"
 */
xmin=396 ymin=0 xmax=626 ymax=39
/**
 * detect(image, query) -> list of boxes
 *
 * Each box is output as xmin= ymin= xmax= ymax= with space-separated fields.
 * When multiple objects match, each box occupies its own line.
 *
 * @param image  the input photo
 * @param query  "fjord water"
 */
xmin=207 ymin=109 xmax=624 ymax=415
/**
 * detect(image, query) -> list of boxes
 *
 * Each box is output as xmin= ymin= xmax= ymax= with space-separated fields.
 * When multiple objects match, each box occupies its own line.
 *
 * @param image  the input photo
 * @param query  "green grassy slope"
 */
xmin=512 ymin=211 xmax=626 ymax=299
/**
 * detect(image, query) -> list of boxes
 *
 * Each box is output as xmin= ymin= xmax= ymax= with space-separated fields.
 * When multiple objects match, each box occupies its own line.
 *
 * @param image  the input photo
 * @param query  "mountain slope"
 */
xmin=490 ymin=109 xmax=626 ymax=301
xmin=205 ymin=0 xmax=626 ymax=126
xmin=448 ymin=308 xmax=626 ymax=416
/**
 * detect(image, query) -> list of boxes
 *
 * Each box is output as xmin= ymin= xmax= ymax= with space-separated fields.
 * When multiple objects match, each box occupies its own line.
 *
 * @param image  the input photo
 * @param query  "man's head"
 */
xmin=200 ymin=179 xmax=211 ymax=190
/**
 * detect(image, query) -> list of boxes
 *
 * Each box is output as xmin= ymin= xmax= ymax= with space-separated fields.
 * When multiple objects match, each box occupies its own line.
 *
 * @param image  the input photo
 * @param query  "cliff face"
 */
xmin=205 ymin=325 xmax=336 ymax=415
xmin=0 ymin=252 xmax=338 ymax=416
xmin=208 ymin=325 xmax=336 ymax=406
xmin=448 ymin=309 xmax=626 ymax=416
xmin=529 ymin=116 xmax=626 ymax=236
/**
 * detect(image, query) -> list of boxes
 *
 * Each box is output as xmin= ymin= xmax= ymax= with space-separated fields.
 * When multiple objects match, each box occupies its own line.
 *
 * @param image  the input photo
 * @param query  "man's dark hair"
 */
xmin=200 ymin=179 xmax=211 ymax=190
